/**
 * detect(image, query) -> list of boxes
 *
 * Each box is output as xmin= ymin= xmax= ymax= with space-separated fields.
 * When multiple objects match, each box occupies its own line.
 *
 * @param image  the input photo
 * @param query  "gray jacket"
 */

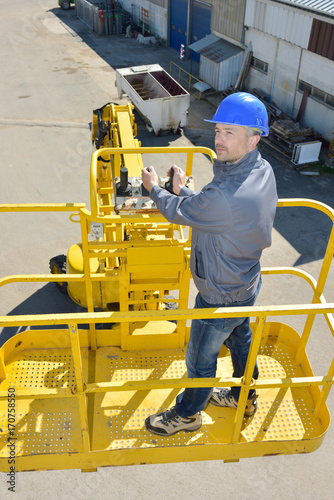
xmin=150 ymin=149 xmax=277 ymax=304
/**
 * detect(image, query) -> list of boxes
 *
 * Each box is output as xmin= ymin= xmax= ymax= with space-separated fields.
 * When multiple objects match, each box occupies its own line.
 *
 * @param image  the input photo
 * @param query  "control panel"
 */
xmin=114 ymin=167 xmax=193 ymax=214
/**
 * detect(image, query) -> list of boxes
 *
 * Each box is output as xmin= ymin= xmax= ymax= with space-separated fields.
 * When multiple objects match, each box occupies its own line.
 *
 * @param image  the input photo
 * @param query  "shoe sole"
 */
xmin=210 ymin=397 xmax=257 ymax=417
xmin=145 ymin=417 xmax=202 ymax=436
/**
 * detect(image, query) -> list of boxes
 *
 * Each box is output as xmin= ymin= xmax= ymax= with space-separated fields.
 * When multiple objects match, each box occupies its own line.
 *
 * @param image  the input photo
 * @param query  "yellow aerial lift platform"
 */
xmin=0 ymin=103 xmax=333 ymax=472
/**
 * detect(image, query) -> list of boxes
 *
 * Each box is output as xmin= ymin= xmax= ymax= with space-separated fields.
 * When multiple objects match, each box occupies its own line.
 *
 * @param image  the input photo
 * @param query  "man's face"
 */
xmin=214 ymin=123 xmax=260 ymax=163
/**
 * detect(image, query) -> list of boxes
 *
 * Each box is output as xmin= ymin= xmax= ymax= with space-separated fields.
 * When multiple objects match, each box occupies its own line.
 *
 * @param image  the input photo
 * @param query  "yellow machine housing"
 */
xmin=61 ymin=102 xmax=194 ymax=311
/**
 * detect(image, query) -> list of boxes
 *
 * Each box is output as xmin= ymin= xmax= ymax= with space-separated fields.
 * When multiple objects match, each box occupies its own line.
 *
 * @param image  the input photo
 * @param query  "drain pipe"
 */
xmin=270 ymin=37 xmax=280 ymax=104
xmin=186 ymin=0 xmax=193 ymax=59
xmin=167 ymin=0 xmax=171 ymax=47
xmin=241 ymin=0 xmax=247 ymax=44
xmin=292 ymin=47 xmax=303 ymax=117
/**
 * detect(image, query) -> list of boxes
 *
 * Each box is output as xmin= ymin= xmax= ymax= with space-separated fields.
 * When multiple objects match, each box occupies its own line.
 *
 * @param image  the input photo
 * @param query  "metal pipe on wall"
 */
xmin=270 ymin=37 xmax=280 ymax=104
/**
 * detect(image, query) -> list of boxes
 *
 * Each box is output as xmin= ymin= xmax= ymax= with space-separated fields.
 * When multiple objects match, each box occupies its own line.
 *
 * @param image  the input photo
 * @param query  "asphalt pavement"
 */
xmin=1 ymin=1 xmax=334 ymax=499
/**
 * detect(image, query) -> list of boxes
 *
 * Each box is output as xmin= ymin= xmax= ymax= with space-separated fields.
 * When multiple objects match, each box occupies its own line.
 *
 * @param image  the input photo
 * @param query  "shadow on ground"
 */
xmin=0 ymin=283 xmax=89 ymax=347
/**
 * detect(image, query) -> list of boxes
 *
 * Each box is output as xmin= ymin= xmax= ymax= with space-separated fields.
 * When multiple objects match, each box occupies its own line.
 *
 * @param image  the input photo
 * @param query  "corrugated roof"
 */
xmin=276 ymin=0 xmax=334 ymax=15
xmin=189 ymin=35 xmax=243 ymax=64
xmin=188 ymin=34 xmax=220 ymax=52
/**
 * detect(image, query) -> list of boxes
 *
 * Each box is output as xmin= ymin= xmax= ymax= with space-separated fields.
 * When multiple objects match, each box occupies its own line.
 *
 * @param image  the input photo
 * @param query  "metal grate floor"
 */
xmin=0 ymin=332 xmax=327 ymax=464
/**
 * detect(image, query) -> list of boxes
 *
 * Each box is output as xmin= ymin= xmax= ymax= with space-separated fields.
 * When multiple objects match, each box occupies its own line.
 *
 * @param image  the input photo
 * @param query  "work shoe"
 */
xmin=210 ymin=388 xmax=257 ymax=416
xmin=145 ymin=406 xmax=202 ymax=436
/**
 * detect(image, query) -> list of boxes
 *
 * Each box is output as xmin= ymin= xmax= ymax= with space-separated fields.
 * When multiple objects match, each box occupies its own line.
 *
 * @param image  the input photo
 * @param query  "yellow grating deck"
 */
xmin=0 ymin=322 xmax=330 ymax=471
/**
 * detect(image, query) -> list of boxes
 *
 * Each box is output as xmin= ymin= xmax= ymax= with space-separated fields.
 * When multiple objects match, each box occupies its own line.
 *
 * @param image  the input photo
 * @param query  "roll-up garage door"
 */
xmin=191 ymin=1 xmax=212 ymax=62
xmin=170 ymin=0 xmax=188 ymax=52
xmin=170 ymin=0 xmax=211 ymax=61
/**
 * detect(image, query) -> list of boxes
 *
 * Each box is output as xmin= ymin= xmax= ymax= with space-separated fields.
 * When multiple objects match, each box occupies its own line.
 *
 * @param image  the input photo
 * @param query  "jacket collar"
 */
xmin=213 ymin=149 xmax=259 ymax=177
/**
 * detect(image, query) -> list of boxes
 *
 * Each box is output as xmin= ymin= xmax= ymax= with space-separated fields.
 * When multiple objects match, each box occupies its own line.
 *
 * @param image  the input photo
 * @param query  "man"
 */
xmin=141 ymin=92 xmax=277 ymax=436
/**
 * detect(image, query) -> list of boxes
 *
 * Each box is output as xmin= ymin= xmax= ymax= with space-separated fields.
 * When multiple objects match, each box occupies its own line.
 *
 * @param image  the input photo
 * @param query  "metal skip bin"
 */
xmin=116 ymin=64 xmax=191 ymax=135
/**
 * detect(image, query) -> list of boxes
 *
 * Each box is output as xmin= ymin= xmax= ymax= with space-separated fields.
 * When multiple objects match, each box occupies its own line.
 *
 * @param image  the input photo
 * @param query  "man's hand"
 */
xmin=167 ymin=164 xmax=186 ymax=195
xmin=141 ymin=166 xmax=159 ymax=194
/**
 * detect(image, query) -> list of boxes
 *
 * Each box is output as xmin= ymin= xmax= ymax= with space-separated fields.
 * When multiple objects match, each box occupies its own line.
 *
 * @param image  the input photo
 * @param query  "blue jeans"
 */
xmin=175 ymin=280 xmax=261 ymax=417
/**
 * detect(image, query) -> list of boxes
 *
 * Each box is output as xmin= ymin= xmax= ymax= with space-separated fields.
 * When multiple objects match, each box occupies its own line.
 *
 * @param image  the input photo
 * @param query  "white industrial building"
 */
xmin=120 ymin=0 xmax=168 ymax=39
xmin=76 ymin=0 xmax=334 ymax=143
xmin=126 ymin=0 xmax=334 ymax=143
xmin=243 ymin=0 xmax=334 ymax=143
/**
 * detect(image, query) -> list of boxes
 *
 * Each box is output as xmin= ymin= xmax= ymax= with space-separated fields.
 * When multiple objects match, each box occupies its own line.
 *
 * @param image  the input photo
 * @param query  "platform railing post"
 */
xmin=80 ymin=211 xmax=97 ymax=351
xmin=69 ymin=322 xmax=91 ymax=452
xmin=177 ymin=264 xmax=191 ymax=347
xmin=314 ymin=357 xmax=334 ymax=418
xmin=0 ymin=351 xmax=6 ymax=381
xmin=76 ymin=393 xmax=91 ymax=453
xmin=314 ymin=224 xmax=334 ymax=299
xmin=231 ymin=315 xmax=266 ymax=444
xmin=185 ymin=151 xmax=193 ymax=177
xmin=296 ymin=223 xmax=334 ymax=364
xmin=69 ymin=323 xmax=85 ymax=393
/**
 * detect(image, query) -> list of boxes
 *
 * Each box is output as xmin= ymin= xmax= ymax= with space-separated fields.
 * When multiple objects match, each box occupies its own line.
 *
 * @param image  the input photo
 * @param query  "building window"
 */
xmin=327 ymin=94 xmax=334 ymax=108
xmin=299 ymin=81 xmax=312 ymax=94
xmin=251 ymin=57 xmax=268 ymax=74
xmin=298 ymin=80 xmax=334 ymax=109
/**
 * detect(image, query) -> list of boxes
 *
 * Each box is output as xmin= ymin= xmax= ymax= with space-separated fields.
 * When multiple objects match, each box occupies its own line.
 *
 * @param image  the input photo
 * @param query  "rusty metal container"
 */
xmin=116 ymin=64 xmax=190 ymax=135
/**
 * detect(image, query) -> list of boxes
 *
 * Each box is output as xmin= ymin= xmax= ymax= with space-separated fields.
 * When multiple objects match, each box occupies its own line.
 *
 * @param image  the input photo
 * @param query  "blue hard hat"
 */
xmin=205 ymin=92 xmax=269 ymax=136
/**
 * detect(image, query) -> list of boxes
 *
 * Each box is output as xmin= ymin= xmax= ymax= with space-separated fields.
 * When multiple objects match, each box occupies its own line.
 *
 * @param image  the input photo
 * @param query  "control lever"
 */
xmin=164 ymin=166 xmax=174 ymax=194
xmin=116 ymin=167 xmax=132 ymax=196
xmin=141 ymin=167 xmax=150 ymax=196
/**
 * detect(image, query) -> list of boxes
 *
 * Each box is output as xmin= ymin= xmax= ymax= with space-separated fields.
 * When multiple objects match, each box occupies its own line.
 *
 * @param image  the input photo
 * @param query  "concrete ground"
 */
xmin=1 ymin=1 xmax=334 ymax=498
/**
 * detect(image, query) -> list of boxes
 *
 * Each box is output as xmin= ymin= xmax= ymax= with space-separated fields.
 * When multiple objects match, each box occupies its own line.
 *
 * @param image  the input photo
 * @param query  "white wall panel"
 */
xmin=293 ymin=92 xmax=334 ymax=143
xmin=273 ymin=41 xmax=301 ymax=114
xmin=244 ymin=29 xmax=276 ymax=97
xmin=245 ymin=28 xmax=334 ymax=142
xmin=299 ymin=49 xmax=334 ymax=94
xmin=297 ymin=51 xmax=334 ymax=143
xmin=245 ymin=0 xmax=313 ymax=47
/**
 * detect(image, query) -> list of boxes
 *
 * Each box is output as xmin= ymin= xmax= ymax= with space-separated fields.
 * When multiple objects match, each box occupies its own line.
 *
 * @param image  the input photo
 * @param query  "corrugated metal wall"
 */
xmin=200 ymin=51 xmax=244 ymax=90
xmin=210 ymin=0 xmax=245 ymax=42
xmin=245 ymin=0 xmax=313 ymax=47
xmin=285 ymin=0 xmax=334 ymax=15
xmin=76 ymin=0 xmax=97 ymax=31
xmin=308 ymin=18 xmax=334 ymax=59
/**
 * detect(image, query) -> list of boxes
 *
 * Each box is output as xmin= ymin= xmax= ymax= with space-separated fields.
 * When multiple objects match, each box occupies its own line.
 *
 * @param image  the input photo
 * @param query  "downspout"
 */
xmin=241 ymin=0 xmax=247 ymax=45
xmin=167 ymin=0 xmax=171 ymax=47
xmin=270 ymin=37 xmax=280 ymax=104
xmin=186 ymin=0 xmax=193 ymax=59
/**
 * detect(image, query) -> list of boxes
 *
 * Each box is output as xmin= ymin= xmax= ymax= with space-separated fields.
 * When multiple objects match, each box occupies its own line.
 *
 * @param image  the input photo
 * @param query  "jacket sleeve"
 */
xmin=150 ymin=184 xmax=233 ymax=233
xmin=178 ymin=185 xmax=198 ymax=197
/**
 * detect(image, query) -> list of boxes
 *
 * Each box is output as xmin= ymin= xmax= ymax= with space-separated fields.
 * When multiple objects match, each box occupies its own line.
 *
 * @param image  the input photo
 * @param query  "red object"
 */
xmin=99 ymin=10 xmax=105 ymax=22
xmin=180 ymin=44 xmax=185 ymax=59
xmin=296 ymin=89 xmax=309 ymax=122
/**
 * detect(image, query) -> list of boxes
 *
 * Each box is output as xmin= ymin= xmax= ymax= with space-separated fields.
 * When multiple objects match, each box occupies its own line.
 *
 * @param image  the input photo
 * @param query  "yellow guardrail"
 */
xmin=169 ymin=61 xmax=205 ymax=100
xmin=0 ymin=301 xmax=333 ymax=469
xmin=0 ymin=198 xmax=333 ymax=469
xmin=90 ymin=146 xmax=217 ymax=217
